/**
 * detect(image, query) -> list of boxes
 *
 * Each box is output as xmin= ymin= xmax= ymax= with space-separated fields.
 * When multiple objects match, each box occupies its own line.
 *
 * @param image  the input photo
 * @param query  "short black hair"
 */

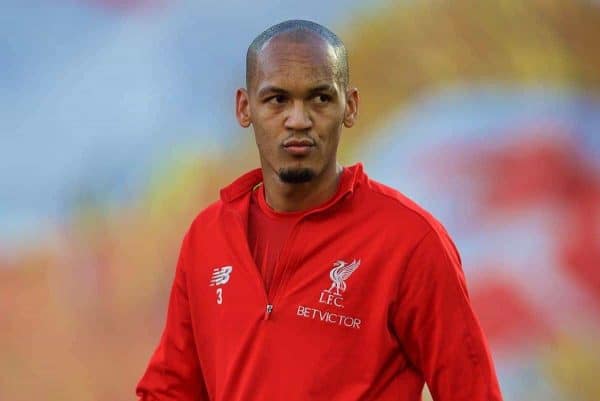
xmin=245 ymin=19 xmax=349 ymax=90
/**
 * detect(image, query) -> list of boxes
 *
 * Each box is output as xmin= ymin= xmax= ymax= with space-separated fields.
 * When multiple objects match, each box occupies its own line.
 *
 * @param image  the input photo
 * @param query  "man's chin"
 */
xmin=277 ymin=167 xmax=316 ymax=184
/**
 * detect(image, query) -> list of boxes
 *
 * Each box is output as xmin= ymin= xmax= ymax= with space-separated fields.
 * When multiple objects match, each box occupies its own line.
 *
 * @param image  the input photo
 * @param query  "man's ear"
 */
xmin=236 ymin=88 xmax=252 ymax=128
xmin=343 ymin=87 xmax=359 ymax=128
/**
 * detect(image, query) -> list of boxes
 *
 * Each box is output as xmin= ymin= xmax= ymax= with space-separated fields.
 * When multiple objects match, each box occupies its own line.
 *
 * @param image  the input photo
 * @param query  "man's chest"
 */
xmin=185 ymin=217 xmax=406 ymax=337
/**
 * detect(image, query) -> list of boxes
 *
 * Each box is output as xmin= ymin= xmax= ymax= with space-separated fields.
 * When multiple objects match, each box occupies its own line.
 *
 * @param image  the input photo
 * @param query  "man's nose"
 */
xmin=284 ymin=101 xmax=312 ymax=130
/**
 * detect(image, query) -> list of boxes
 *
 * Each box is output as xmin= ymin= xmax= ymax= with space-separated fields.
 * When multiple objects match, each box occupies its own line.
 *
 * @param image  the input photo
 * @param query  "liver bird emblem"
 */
xmin=325 ymin=259 xmax=361 ymax=296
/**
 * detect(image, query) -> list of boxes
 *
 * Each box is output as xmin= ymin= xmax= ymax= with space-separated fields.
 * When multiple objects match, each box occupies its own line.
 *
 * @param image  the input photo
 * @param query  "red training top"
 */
xmin=136 ymin=163 xmax=504 ymax=401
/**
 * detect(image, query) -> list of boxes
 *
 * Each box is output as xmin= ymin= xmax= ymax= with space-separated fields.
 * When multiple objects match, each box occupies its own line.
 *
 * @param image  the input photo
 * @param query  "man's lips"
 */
xmin=282 ymin=138 xmax=315 ymax=156
xmin=283 ymin=138 xmax=315 ymax=147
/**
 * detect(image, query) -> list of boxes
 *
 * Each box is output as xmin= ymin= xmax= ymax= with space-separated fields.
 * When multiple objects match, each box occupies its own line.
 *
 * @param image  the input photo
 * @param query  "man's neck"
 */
xmin=261 ymin=163 xmax=343 ymax=213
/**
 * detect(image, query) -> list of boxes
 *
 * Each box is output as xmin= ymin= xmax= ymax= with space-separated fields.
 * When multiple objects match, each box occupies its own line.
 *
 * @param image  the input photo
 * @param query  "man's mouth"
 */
xmin=282 ymin=138 xmax=315 ymax=156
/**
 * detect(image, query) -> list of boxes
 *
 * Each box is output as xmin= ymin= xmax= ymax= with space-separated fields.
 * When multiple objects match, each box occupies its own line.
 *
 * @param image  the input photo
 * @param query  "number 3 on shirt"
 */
xmin=216 ymin=288 xmax=223 ymax=304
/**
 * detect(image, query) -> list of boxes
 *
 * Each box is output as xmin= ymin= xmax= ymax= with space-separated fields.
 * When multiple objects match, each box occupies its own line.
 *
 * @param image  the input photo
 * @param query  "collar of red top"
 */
xmin=219 ymin=162 xmax=365 ymax=205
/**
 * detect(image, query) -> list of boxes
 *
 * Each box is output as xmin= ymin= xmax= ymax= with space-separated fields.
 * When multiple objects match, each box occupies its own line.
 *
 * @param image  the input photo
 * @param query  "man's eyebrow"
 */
xmin=308 ymin=84 xmax=336 ymax=93
xmin=257 ymin=84 xmax=337 ymax=98
xmin=257 ymin=86 xmax=288 ymax=97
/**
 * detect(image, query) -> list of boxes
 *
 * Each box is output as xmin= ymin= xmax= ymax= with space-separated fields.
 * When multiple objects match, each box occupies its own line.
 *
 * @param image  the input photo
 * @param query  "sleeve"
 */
xmin=390 ymin=227 xmax=503 ymax=401
xmin=135 ymin=232 xmax=210 ymax=401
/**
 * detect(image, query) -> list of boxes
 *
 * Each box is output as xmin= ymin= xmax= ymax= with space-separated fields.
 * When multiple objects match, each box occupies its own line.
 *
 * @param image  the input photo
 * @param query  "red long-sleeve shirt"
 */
xmin=136 ymin=163 xmax=503 ymax=401
xmin=247 ymin=182 xmax=303 ymax=295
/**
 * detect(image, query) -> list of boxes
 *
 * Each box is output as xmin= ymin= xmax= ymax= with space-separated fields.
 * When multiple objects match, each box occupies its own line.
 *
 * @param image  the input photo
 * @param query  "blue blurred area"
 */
xmin=0 ymin=0 xmax=377 ymax=246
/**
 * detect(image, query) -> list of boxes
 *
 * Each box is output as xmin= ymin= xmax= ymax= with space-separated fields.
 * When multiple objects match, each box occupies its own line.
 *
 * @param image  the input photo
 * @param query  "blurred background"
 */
xmin=1 ymin=0 xmax=599 ymax=400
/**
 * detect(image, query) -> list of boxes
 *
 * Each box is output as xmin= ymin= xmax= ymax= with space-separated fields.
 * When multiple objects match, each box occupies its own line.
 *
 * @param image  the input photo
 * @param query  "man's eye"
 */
xmin=268 ymin=95 xmax=287 ymax=104
xmin=314 ymin=94 xmax=331 ymax=103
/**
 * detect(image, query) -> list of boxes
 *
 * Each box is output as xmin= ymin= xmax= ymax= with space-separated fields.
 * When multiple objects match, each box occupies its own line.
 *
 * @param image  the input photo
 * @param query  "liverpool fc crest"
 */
xmin=319 ymin=259 xmax=361 ymax=308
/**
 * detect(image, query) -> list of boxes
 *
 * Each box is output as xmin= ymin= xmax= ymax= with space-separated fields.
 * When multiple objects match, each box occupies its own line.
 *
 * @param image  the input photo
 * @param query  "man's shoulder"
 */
xmin=359 ymin=175 xmax=460 ymax=261
xmin=190 ymin=198 xmax=224 ymax=227
xmin=184 ymin=167 xmax=261 ymax=234
xmin=359 ymin=174 xmax=445 ymax=234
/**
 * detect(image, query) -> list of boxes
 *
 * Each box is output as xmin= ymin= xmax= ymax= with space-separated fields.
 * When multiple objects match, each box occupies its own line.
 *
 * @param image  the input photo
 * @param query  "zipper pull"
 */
xmin=264 ymin=304 xmax=273 ymax=320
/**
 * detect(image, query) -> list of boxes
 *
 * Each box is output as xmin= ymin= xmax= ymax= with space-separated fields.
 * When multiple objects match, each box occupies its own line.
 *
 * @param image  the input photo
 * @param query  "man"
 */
xmin=136 ymin=20 xmax=503 ymax=401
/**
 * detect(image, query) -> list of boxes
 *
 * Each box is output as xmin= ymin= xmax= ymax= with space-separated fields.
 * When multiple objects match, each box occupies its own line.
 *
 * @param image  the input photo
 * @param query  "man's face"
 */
xmin=237 ymin=33 xmax=357 ymax=184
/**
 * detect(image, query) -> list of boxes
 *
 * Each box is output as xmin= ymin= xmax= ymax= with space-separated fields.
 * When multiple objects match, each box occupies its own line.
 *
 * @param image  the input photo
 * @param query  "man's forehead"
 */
xmin=259 ymin=31 xmax=337 ymax=59
xmin=253 ymin=33 xmax=340 ymax=84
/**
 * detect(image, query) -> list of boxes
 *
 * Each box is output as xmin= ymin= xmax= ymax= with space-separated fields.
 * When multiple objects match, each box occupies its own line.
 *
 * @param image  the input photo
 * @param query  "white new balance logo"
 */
xmin=209 ymin=265 xmax=233 ymax=286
